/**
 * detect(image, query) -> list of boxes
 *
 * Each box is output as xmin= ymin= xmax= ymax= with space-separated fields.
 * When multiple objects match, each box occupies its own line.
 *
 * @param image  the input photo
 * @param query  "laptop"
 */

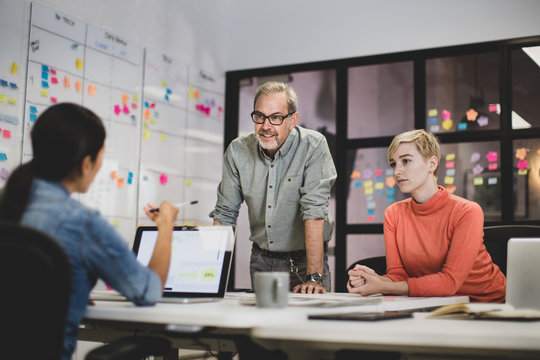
xmin=91 ymin=225 xmax=235 ymax=303
xmin=506 ymin=237 xmax=540 ymax=310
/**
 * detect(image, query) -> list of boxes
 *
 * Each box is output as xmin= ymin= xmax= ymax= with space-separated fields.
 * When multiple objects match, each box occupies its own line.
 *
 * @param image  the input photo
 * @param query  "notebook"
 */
xmin=91 ymin=225 xmax=235 ymax=304
xmin=506 ymin=237 xmax=540 ymax=310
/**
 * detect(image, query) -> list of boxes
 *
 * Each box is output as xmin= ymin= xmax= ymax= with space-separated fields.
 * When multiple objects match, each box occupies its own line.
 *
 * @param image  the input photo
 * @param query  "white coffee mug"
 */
xmin=255 ymin=272 xmax=289 ymax=308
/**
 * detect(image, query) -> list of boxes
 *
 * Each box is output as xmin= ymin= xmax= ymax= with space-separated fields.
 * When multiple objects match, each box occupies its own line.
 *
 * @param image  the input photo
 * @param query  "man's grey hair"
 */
xmin=253 ymin=81 xmax=298 ymax=113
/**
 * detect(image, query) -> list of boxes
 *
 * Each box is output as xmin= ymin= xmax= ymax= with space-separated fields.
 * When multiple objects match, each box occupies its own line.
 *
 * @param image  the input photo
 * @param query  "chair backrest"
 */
xmin=483 ymin=225 xmax=540 ymax=276
xmin=346 ymin=256 xmax=387 ymax=286
xmin=0 ymin=220 xmax=71 ymax=359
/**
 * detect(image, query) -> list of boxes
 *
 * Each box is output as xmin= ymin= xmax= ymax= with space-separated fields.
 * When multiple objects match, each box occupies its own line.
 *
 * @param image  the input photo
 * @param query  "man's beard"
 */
xmin=256 ymin=132 xmax=279 ymax=150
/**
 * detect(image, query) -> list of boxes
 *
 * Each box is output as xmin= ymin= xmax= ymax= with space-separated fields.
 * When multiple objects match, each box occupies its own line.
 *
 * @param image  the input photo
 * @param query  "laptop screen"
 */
xmin=132 ymin=225 xmax=235 ymax=298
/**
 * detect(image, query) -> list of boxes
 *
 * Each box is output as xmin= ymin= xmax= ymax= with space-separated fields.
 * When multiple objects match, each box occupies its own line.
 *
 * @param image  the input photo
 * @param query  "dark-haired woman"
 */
xmin=0 ymin=103 xmax=178 ymax=359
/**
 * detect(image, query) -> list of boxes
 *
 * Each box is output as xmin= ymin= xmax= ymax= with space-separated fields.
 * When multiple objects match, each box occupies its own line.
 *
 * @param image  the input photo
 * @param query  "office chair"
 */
xmin=345 ymin=256 xmax=387 ymax=286
xmin=483 ymin=225 xmax=540 ymax=276
xmin=0 ymin=220 xmax=171 ymax=360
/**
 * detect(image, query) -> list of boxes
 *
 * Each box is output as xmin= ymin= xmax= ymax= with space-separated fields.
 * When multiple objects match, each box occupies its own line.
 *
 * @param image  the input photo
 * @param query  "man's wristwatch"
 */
xmin=307 ymin=272 xmax=323 ymax=284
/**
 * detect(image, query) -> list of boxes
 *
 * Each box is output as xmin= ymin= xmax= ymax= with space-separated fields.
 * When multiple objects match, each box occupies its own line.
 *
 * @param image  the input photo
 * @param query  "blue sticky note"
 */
xmin=376 ymin=176 xmax=383 ymax=183
xmin=29 ymin=106 xmax=37 ymax=113
xmin=165 ymin=94 xmax=169 ymax=101
xmin=0 ymin=153 xmax=7 ymax=161
xmin=428 ymin=117 xmax=437 ymax=125
xmin=166 ymin=88 xmax=172 ymax=94
xmin=42 ymin=71 xmax=48 ymax=80
xmin=144 ymin=101 xmax=149 ymax=108
xmin=367 ymin=209 xmax=375 ymax=216
xmin=42 ymin=65 xmax=49 ymax=72
xmin=30 ymin=113 xmax=37 ymax=122
xmin=41 ymin=80 xmax=49 ymax=88
xmin=387 ymin=195 xmax=395 ymax=202
xmin=128 ymin=171 xmax=133 ymax=179
xmin=9 ymin=82 xmax=17 ymax=89
xmin=0 ymin=79 xmax=7 ymax=87
xmin=458 ymin=123 xmax=467 ymax=130
xmin=376 ymin=190 xmax=384 ymax=196
xmin=127 ymin=177 xmax=133 ymax=185
xmin=387 ymin=187 xmax=395 ymax=195
xmin=354 ymin=181 xmax=362 ymax=188
xmin=153 ymin=111 xmax=159 ymax=118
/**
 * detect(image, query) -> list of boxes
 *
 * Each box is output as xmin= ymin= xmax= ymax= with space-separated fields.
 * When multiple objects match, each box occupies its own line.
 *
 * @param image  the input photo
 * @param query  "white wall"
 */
xmin=223 ymin=0 xmax=540 ymax=71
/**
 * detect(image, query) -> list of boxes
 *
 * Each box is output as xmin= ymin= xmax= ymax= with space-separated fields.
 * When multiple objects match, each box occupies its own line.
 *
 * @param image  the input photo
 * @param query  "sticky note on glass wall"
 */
xmin=75 ymin=58 xmax=84 ymax=70
xmin=445 ymin=153 xmax=456 ymax=161
xmin=473 ymin=177 xmax=484 ymax=186
xmin=11 ymin=62 xmax=17 ymax=74
xmin=428 ymin=109 xmax=438 ymax=117
xmin=88 ymin=84 xmax=96 ymax=96
xmin=75 ymin=80 xmax=82 ymax=92
xmin=143 ymin=129 xmax=150 ymax=140
xmin=159 ymin=173 xmax=168 ymax=185
xmin=375 ymin=182 xmax=384 ymax=190
xmin=41 ymin=89 xmax=48 ymax=97
xmin=444 ymin=176 xmax=454 ymax=185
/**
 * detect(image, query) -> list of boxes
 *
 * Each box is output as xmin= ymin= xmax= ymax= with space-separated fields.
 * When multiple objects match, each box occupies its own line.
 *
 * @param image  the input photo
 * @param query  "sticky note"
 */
xmin=122 ymin=93 xmax=128 ymax=105
xmin=143 ymin=129 xmax=150 ymax=140
xmin=363 ymin=169 xmax=373 ymax=179
xmin=477 ymin=115 xmax=488 ymax=127
xmin=0 ymin=95 xmax=5 ymax=103
xmin=374 ymin=169 xmax=383 ymax=176
xmin=364 ymin=180 xmax=373 ymax=188
xmin=366 ymin=215 xmax=375 ymax=222
xmin=131 ymin=102 xmax=138 ymax=109
xmin=7 ymin=97 xmax=15 ymax=104
xmin=75 ymin=80 xmax=82 ymax=92
xmin=473 ymin=177 xmax=484 ymax=186
xmin=110 ymin=171 xmax=117 ymax=179
xmin=41 ymin=80 xmax=49 ymax=88
xmin=160 ymin=134 xmax=166 ymax=141
xmin=189 ymin=86 xmax=195 ymax=99
xmin=42 ymin=65 xmax=49 ymax=72
xmin=50 ymin=97 xmax=57 ymax=103
xmin=88 ymin=84 xmax=96 ymax=96
xmin=385 ymin=177 xmax=395 ymax=188
xmin=515 ymin=148 xmax=527 ymax=160
xmin=143 ymin=121 xmax=149 ymax=128
xmin=442 ymin=119 xmax=453 ymax=131
xmin=49 ymin=77 xmax=58 ymax=85
xmin=458 ymin=122 xmax=467 ymax=131
xmin=517 ymin=159 xmax=528 ymax=170
xmin=428 ymin=117 xmax=437 ymax=125
xmin=0 ymin=168 xmax=9 ymax=180
xmin=386 ymin=195 xmax=395 ymax=202
xmin=9 ymin=82 xmax=17 ymax=89
xmin=75 ymin=58 xmax=84 ymax=70
xmin=11 ymin=62 xmax=17 ymax=74
xmin=113 ymin=219 xmax=120 ymax=227
xmin=466 ymin=108 xmax=478 ymax=121
xmin=114 ymin=105 xmax=121 ymax=115
xmin=29 ymin=106 xmax=37 ymax=113
xmin=64 ymin=76 xmax=70 ymax=88
xmin=470 ymin=152 xmax=481 ymax=163
xmin=159 ymin=173 xmax=168 ymax=185
xmin=488 ymin=104 xmax=499 ymax=113
xmin=3 ymin=130 xmax=11 ymax=139
xmin=150 ymin=117 xmax=156 ymax=124
xmin=354 ymin=181 xmax=362 ymax=188
xmin=132 ymin=94 xmax=138 ymax=101
xmin=442 ymin=109 xmax=451 ymax=120
xmin=518 ymin=169 xmax=528 ymax=175
xmin=364 ymin=187 xmax=374 ymax=195
xmin=445 ymin=161 xmax=455 ymax=169
xmin=117 ymin=178 xmax=124 ymax=188
xmin=374 ymin=182 xmax=384 ymax=190
xmin=486 ymin=151 xmax=498 ymax=163
xmin=50 ymin=68 xmax=56 ymax=75
xmin=161 ymin=80 xmax=167 ymax=87
xmin=41 ymin=89 xmax=48 ymax=97
xmin=367 ymin=209 xmax=375 ymax=216
xmin=350 ymin=171 xmax=361 ymax=179
xmin=488 ymin=163 xmax=498 ymax=171
xmin=30 ymin=113 xmax=37 ymax=122
xmin=473 ymin=164 xmax=484 ymax=175
xmin=429 ymin=125 xmax=440 ymax=133
xmin=487 ymin=177 xmax=497 ymax=185
xmin=185 ymin=179 xmax=192 ymax=186
xmin=444 ymin=176 xmax=454 ymax=185
xmin=428 ymin=109 xmax=438 ymax=117
xmin=143 ymin=109 xmax=151 ymax=120
xmin=41 ymin=71 xmax=48 ymax=80
xmin=166 ymin=88 xmax=172 ymax=94
xmin=445 ymin=153 xmax=456 ymax=161
xmin=387 ymin=187 xmax=395 ymax=195
xmin=194 ymin=89 xmax=200 ymax=99
xmin=445 ymin=185 xmax=456 ymax=194
xmin=122 ymin=105 xmax=129 ymax=114
xmin=0 ymin=153 xmax=7 ymax=160
xmin=446 ymin=168 xmax=455 ymax=176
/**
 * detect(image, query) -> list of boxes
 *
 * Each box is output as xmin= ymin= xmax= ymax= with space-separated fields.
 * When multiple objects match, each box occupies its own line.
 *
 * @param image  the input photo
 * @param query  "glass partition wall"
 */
xmin=224 ymin=36 xmax=540 ymax=291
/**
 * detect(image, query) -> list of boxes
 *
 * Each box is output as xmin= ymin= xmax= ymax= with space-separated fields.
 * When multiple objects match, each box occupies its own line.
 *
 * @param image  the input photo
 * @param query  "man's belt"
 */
xmin=253 ymin=242 xmax=305 ymax=260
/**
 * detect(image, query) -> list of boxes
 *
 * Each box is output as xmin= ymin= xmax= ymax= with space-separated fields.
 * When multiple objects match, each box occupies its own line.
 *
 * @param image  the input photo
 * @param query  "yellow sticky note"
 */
xmin=121 ymin=93 xmax=128 ymax=105
xmin=143 ymin=129 xmax=151 ymax=140
xmin=161 ymin=80 xmax=167 ymax=87
xmin=7 ymin=97 xmax=16 ymax=104
xmin=11 ymin=62 xmax=18 ymax=74
xmin=143 ymin=121 xmax=149 ymax=128
xmin=150 ymin=117 xmax=156 ymax=124
xmin=189 ymin=86 xmax=195 ymax=99
xmin=132 ymin=94 xmax=138 ymax=101
xmin=375 ymin=182 xmax=384 ymax=190
xmin=442 ymin=119 xmax=453 ymax=131
xmin=518 ymin=169 xmax=528 ymax=175
xmin=445 ymin=153 xmax=456 ymax=161
xmin=41 ymin=89 xmax=49 ymax=97
xmin=428 ymin=109 xmax=437 ymax=117
xmin=473 ymin=177 xmax=484 ymax=186
xmin=364 ymin=180 xmax=373 ymax=188
xmin=113 ymin=219 xmax=121 ymax=227
xmin=444 ymin=176 xmax=454 ymax=185
xmin=185 ymin=179 xmax=192 ymax=186
xmin=75 ymin=58 xmax=84 ymax=70
xmin=364 ymin=187 xmax=374 ymax=195
xmin=0 ymin=94 xmax=6 ymax=103
xmin=160 ymin=133 xmax=166 ymax=141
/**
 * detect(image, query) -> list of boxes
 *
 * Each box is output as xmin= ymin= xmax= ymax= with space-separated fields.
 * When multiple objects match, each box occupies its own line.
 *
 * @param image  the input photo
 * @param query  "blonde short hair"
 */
xmin=387 ymin=129 xmax=441 ymax=176
xmin=253 ymin=81 xmax=298 ymax=113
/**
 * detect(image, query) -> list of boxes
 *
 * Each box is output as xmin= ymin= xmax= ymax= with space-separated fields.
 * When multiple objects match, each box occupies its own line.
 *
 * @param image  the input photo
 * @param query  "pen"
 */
xmin=149 ymin=200 xmax=198 ymax=213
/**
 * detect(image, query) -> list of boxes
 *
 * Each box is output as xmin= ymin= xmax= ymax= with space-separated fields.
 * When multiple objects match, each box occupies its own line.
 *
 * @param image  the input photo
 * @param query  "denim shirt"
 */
xmin=210 ymin=126 xmax=337 ymax=251
xmin=21 ymin=179 xmax=162 ymax=360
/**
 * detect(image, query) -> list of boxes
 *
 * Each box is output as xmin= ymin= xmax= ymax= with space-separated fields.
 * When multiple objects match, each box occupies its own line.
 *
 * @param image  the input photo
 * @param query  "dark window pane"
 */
xmin=348 ymin=62 xmax=414 ymax=139
xmin=513 ymin=139 xmax=540 ymax=220
xmin=512 ymin=46 xmax=540 ymax=129
xmin=439 ymin=142 xmax=501 ymax=221
xmin=426 ymin=53 xmax=500 ymax=133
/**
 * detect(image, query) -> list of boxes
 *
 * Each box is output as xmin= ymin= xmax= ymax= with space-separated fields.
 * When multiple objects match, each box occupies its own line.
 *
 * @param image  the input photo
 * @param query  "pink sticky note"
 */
xmin=445 ymin=161 xmax=455 ymax=169
xmin=131 ymin=102 xmax=138 ymax=109
xmin=489 ymin=163 xmax=498 ymax=171
xmin=486 ymin=151 xmax=498 ymax=163
xmin=122 ymin=104 xmax=129 ymax=114
xmin=51 ymin=77 xmax=59 ymax=84
xmin=114 ymin=105 xmax=121 ymax=115
xmin=3 ymin=130 xmax=11 ymax=139
xmin=374 ymin=169 xmax=383 ymax=176
xmin=489 ymin=104 xmax=498 ymax=112
xmin=442 ymin=109 xmax=451 ymax=120
xmin=517 ymin=159 xmax=528 ymax=170
xmin=366 ymin=215 xmax=376 ymax=222
xmin=50 ymin=97 xmax=57 ymax=103
xmin=159 ymin=173 xmax=168 ymax=185
xmin=50 ymin=68 xmax=57 ymax=75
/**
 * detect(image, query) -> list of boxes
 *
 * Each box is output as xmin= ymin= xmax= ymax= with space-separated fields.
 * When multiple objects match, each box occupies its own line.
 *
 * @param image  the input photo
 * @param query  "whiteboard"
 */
xmin=0 ymin=0 xmax=26 ymax=186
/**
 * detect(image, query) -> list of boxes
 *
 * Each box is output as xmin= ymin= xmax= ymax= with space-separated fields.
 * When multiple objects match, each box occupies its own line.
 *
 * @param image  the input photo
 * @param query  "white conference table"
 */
xmin=81 ymin=292 xmax=469 ymax=358
xmin=251 ymin=303 xmax=540 ymax=360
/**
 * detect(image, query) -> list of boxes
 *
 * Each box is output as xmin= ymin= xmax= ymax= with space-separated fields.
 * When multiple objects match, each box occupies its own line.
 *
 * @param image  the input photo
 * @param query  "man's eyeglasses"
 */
xmin=251 ymin=111 xmax=294 ymax=126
